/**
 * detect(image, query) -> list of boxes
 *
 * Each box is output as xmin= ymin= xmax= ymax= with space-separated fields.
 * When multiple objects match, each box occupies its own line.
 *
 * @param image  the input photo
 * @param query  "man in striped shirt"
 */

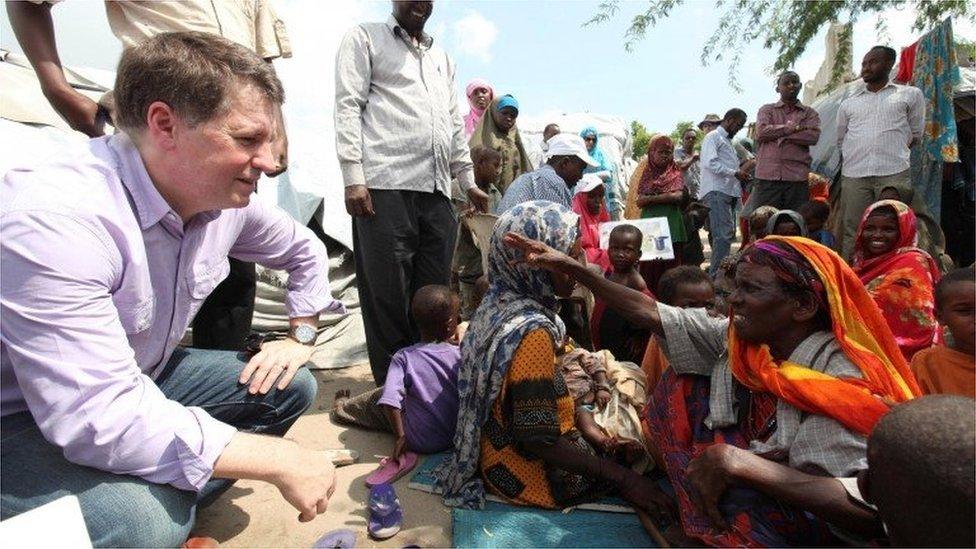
xmin=836 ymin=45 xmax=925 ymax=259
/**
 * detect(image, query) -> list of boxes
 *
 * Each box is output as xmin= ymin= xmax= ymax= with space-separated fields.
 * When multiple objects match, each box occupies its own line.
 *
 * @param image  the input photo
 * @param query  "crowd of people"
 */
xmin=0 ymin=1 xmax=973 ymax=547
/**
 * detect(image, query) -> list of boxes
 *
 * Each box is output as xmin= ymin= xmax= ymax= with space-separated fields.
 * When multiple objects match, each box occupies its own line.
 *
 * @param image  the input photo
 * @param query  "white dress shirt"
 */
xmin=699 ymin=126 xmax=742 ymax=198
xmin=334 ymin=16 xmax=474 ymax=196
xmin=837 ymin=82 xmax=925 ymax=178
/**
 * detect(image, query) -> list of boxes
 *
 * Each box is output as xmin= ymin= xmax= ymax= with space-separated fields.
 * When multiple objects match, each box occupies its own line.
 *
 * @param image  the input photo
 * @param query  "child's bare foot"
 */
xmin=332 ymin=389 xmax=351 ymax=415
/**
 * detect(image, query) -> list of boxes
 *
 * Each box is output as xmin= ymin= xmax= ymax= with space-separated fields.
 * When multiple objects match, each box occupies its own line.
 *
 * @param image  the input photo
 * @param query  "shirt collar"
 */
xmin=852 ymin=80 xmax=897 ymax=96
xmin=107 ymin=133 xmax=174 ymax=231
xmin=773 ymin=99 xmax=805 ymax=109
xmin=107 ymin=133 xmax=222 ymax=231
xmin=717 ymin=126 xmax=730 ymax=139
xmin=386 ymin=15 xmax=433 ymax=49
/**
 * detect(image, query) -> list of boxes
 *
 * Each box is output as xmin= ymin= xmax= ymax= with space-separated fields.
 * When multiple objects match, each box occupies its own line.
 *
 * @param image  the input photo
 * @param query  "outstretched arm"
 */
xmin=503 ymin=233 xmax=664 ymax=336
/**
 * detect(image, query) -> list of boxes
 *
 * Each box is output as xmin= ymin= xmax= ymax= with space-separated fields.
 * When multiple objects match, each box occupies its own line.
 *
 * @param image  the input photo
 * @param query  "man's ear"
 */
xmin=144 ymin=101 xmax=180 ymax=151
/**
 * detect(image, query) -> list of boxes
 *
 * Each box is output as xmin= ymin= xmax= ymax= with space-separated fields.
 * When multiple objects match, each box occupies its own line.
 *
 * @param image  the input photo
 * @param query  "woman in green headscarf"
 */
xmin=469 ymin=94 xmax=532 ymax=195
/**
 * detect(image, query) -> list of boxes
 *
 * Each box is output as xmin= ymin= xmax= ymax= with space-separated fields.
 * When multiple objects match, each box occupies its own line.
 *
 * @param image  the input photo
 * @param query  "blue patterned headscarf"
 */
xmin=433 ymin=200 xmax=580 ymax=509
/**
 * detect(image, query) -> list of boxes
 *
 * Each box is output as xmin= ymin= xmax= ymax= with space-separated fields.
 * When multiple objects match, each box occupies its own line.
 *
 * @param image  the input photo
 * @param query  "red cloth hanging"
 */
xmin=895 ymin=41 xmax=919 ymax=83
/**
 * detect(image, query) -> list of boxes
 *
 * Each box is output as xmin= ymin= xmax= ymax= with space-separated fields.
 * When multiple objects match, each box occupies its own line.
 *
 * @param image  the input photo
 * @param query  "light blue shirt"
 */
xmin=699 ymin=126 xmax=742 ymax=198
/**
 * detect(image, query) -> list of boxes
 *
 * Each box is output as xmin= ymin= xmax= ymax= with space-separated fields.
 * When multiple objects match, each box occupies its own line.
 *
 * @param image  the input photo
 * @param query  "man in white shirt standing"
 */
xmin=700 ymin=108 xmax=751 ymax=277
xmin=836 ymin=45 xmax=925 ymax=259
xmin=334 ymin=1 xmax=488 ymax=385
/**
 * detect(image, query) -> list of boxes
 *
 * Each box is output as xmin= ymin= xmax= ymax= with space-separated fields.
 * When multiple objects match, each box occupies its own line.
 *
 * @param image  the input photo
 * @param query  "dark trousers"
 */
xmin=353 ymin=190 xmax=457 ymax=385
xmin=749 ymin=179 xmax=809 ymax=212
xmin=192 ymin=258 xmax=256 ymax=351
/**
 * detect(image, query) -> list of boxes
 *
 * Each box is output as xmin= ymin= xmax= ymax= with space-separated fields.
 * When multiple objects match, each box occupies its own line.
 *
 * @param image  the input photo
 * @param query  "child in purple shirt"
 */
xmin=332 ymin=285 xmax=461 ymax=457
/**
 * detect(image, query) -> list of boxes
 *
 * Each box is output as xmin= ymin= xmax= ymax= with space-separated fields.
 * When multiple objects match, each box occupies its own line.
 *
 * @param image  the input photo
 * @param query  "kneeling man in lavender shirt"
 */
xmin=0 ymin=32 xmax=345 ymax=547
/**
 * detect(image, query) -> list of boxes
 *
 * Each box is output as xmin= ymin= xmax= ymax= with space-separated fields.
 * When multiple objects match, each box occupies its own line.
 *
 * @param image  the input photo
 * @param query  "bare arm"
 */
xmin=687 ymin=444 xmax=881 ymax=537
xmin=6 ymin=1 xmax=103 ymax=136
xmin=213 ymin=432 xmax=337 ymax=522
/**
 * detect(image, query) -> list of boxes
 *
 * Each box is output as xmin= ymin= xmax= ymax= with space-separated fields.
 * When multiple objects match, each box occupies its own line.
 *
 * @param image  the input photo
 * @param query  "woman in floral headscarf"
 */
xmin=434 ymin=201 xmax=671 ymax=520
xmin=853 ymin=200 xmax=941 ymax=362
xmin=463 ymin=79 xmax=493 ymax=138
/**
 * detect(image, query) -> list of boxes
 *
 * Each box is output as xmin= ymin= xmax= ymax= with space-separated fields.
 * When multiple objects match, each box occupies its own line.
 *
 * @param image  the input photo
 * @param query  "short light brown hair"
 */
xmin=114 ymin=31 xmax=284 ymax=132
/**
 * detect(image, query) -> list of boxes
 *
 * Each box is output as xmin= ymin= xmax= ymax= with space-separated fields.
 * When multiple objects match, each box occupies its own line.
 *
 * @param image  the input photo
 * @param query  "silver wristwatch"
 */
xmin=289 ymin=323 xmax=317 ymax=346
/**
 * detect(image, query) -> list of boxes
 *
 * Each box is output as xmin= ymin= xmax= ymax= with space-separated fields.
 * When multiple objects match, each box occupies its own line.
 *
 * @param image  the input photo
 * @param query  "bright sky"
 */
xmin=2 ymin=0 xmax=973 ymax=136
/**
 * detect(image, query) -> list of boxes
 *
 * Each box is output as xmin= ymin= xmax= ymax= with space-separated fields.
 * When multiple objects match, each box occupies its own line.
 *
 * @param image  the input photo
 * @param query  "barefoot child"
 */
xmin=332 ymin=285 xmax=461 ymax=456
xmin=911 ymin=267 xmax=976 ymax=398
xmin=591 ymin=224 xmax=652 ymax=363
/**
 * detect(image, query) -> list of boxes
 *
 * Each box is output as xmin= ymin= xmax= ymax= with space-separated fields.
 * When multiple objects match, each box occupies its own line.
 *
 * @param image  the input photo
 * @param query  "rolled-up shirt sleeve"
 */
xmin=657 ymin=303 xmax=729 ymax=376
xmin=334 ymin=26 xmax=371 ymax=189
xmin=230 ymin=200 xmax=345 ymax=318
xmin=0 ymin=211 xmax=236 ymax=491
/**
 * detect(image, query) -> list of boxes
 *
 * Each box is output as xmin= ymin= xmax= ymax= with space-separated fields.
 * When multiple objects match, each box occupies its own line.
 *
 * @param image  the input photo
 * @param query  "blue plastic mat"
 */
xmin=453 ymin=501 xmax=657 ymax=548
xmin=410 ymin=453 xmax=660 ymax=548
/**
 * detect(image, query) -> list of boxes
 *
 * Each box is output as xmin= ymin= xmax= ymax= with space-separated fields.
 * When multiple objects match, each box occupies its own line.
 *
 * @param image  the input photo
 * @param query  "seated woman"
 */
xmin=434 ymin=201 xmax=672 ymax=522
xmin=505 ymin=232 xmax=920 ymax=546
xmin=853 ymin=200 xmax=941 ymax=362
xmin=469 ymin=94 xmax=532 ymax=195
xmin=570 ymin=174 xmax=610 ymax=271
xmin=623 ymin=135 xmax=688 ymax=292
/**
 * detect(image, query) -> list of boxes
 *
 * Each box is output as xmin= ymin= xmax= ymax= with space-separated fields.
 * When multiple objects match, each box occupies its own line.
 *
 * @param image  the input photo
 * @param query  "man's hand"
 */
xmin=687 ymin=443 xmax=743 ymax=531
xmin=271 ymin=445 xmax=338 ymax=522
xmin=734 ymin=169 xmax=753 ymax=183
xmin=503 ymin=232 xmax=572 ymax=273
xmin=344 ymin=185 xmax=374 ymax=217
xmin=466 ymin=187 xmax=490 ymax=213
xmin=47 ymin=86 xmax=103 ymax=137
xmin=240 ymin=339 xmax=314 ymax=394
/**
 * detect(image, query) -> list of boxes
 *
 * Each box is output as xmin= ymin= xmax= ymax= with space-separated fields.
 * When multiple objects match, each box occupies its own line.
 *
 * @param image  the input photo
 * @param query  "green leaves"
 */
xmin=587 ymin=0 xmax=975 ymax=91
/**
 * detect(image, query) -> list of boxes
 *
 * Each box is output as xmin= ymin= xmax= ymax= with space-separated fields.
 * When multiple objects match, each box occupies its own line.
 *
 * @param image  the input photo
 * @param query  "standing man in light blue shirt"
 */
xmin=700 ymin=108 xmax=751 ymax=276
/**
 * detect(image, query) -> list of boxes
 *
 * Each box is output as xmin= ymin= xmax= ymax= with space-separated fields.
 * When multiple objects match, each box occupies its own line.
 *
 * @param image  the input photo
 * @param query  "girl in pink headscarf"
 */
xmin=464 ymin=79 xmax=494 ymax=137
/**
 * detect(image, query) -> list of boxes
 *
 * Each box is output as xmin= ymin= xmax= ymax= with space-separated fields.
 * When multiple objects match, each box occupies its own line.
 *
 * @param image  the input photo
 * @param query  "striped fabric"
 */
xmin=334 ymin=17 xmax=474 ymax=197
xmin=836 ymin=82 xmax=925 ymax=178
xmin=496 ymin=165 xmax=574 ymax=213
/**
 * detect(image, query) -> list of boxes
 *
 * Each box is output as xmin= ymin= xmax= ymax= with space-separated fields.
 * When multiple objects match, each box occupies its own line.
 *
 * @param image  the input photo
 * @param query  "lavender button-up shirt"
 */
xmin=0 ymin=133 xmax=345 ymax=491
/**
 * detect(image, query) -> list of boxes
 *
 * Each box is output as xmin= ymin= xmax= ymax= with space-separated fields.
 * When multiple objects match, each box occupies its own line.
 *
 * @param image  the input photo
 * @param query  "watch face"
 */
xmin=293 ymin=323 xmax=317 ymax=344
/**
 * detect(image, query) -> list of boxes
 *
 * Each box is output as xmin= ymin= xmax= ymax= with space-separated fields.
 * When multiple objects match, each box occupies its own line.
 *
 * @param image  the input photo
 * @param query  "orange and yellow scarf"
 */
xmin=728 ymin=236 xmax=920 ymax=436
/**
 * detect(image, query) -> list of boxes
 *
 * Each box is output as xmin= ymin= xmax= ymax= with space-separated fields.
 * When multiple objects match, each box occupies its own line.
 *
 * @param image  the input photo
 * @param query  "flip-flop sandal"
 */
xmin=314 ymin=528 xmax=357 ymax=549
xmin=365 ymin=452 xmax=418 ymax=487
xmin=368 ymin=484 xmax=402 ymax=540
xmin=324 ymin=448 xmax=359 ymax=467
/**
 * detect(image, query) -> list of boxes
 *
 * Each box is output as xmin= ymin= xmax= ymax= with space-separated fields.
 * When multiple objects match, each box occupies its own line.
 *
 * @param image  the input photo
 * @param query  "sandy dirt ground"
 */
xmin=194 ymin=362 xmax=452 ymax=548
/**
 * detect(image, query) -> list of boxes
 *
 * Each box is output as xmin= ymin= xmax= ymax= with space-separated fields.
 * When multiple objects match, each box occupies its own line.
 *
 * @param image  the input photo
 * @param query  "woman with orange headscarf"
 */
xmin=853 ymin=200 xmax=940 ymax=362
xmin=503 ymin=231 xmax=917 ymax=546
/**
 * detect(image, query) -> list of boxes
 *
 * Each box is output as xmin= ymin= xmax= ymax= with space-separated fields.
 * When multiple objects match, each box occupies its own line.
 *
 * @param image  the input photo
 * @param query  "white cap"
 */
xmin=545 ymin=134 xmax=599 ymax=167
xmin=574 ymin=173 xmax=604 ymax=195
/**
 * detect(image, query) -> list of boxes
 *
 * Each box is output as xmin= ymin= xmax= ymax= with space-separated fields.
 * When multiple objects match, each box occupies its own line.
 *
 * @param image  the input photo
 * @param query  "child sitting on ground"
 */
xmin=911 ymin=267 xmax=976 ymax=398
xmin=799 ymin=200 xmax=836 ymax=249
xmin=454 ymin=146 xmax=502 ymax=319
xmin=332 ymin=285 xmax=462 ymax=457
xmin=591 ymin=224 xmax=652 ymax=364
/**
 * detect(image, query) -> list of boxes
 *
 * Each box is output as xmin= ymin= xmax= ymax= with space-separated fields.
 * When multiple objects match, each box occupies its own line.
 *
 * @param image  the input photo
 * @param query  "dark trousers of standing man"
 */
xmin=353 ymin=189 xmax=458 ymax=385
